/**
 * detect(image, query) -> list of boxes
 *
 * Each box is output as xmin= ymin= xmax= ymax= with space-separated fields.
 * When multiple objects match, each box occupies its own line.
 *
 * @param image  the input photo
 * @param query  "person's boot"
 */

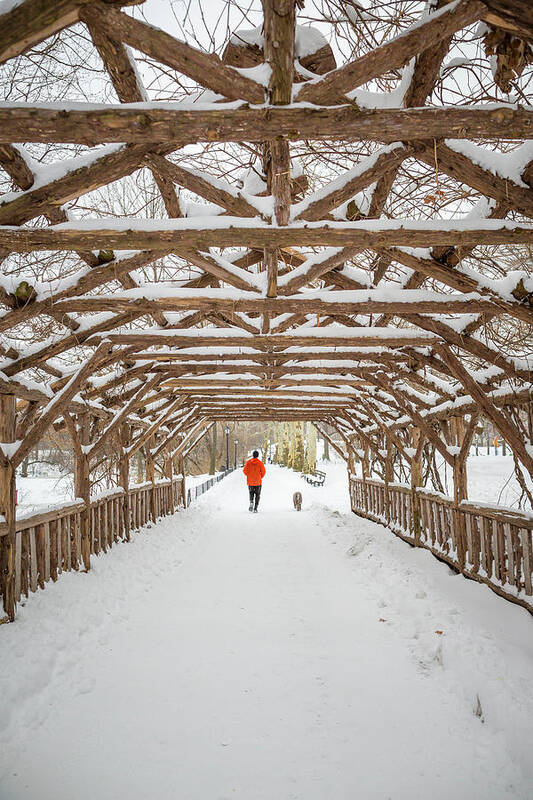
xmin=253 ymin=507 xmax=258 ymax=513
xmin=249 ymin=502 xmax=253 ymax=512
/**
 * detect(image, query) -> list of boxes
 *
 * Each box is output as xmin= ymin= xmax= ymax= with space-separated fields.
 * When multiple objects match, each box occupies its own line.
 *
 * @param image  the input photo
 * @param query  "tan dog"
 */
xmin=293 ymin=491 xmax=303 ymax=511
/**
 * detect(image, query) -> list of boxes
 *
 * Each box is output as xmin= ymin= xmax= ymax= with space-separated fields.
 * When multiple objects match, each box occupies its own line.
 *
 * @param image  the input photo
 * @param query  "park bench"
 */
xmin=302 ymin=469 xmax=326 ymax=487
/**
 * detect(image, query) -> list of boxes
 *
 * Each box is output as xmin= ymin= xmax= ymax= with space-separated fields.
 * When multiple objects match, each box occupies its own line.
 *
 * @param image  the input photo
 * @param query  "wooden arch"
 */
xmin=0 ymin=0 xmax=532 ymax=619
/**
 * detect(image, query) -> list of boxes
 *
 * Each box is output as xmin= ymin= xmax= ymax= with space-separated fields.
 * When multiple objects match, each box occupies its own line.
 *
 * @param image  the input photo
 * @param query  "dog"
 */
xmin=292 ymin=491 xmax=303 ymax=511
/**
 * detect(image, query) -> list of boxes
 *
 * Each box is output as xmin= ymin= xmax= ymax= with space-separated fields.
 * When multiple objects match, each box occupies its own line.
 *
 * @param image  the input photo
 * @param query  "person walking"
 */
xmin=243 ymin=450 xmax=266 ymax=513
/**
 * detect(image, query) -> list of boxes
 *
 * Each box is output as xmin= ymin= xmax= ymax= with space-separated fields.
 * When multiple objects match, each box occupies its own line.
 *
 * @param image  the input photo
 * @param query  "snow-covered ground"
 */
xmin=2 ymin=464 xmax=532 ymax=799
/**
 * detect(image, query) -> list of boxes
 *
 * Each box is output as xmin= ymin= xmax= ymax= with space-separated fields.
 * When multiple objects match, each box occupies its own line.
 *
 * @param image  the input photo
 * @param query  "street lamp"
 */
xmin=225 ymin=426 xmax=229 ymax=470
xmin=234 ymin=439 xmax=238 ymax=468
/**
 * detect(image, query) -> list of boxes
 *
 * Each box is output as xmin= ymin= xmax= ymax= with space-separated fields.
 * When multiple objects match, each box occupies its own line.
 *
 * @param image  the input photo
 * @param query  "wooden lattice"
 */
xmin=0 ymin=0 xmax=532 ymax=618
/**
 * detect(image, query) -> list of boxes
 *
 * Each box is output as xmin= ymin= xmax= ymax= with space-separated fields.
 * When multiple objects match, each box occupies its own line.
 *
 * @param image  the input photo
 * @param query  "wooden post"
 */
xmin=145 ymin=439 xmax=156 ymax=522
xmin=452 ymin=416 xmax=469 ymax=505
xmin=0 ymin=395 xmax=17 ymax=621
xmin=119 ymin=423 xmax=131 ymax=541
xmin=178 ymin=454 xmax=186 ymax=508
xmin=164 ymin=449 xmax=174 ymax=514
xmin=361 ymin=442 xmax=370 ymax=514
xmin=384 ymin=438 xmax=393 ymax=525
xmin=451 ymin=413 xmax=477 ymax=568
xmin=74 ymin=412 xmax=91 ymax=572
xmin=410 ymin=427 xmax=424 ymax=545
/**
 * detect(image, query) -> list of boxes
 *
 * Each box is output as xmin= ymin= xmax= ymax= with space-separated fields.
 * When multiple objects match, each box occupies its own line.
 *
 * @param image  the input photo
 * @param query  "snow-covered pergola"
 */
xmin=0 ymin=0 xmax=532 ymax=620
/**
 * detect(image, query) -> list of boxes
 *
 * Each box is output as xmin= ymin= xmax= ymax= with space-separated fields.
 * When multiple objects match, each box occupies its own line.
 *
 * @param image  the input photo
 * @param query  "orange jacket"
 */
xmin=243 ymin=457 xmax=266 ymax=486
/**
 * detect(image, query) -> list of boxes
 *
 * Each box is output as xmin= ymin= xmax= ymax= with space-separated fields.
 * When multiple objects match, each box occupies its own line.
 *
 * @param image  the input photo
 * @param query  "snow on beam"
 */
xmin=78 ymin=4 xmax=266 ymax=104
xmin=298 ymin=0 xmax=486 ymax=104
xmin=0 ymin=0 xmax=144 ymax=64
xmin=293 ymin=144 xmax=412 ymax=221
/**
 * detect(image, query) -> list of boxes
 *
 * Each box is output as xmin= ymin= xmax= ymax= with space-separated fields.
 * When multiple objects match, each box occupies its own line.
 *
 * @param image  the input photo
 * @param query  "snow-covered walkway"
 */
xmin=2 ymin=465 xmax=533 ymax=799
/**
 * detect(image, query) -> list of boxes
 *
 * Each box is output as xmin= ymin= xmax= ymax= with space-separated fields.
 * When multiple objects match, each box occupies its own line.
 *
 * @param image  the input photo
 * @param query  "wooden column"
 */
xmin=410 ymin=427 xmax=424 ymax=545
xmin=450 ymin=413 xmax=477 ymax=568
xmin=178 ymin=454 xmax=186 ymax=508
xmin=74 ymin=412 xmax=91 ymax=571
xmin=347 ymin=445 xmax=356 ymax=507
xmin=361 ymin=442 xmax=370 ymax=515
xmin=384 ymin=438 xmax=393 ymax=525
xmin=261 ymin=0 xmax=296 ymax=319
xmin=451 ymin=416 xmax=468 ymax=504
xmin=164 ymin=449 xmax=174 ymax=514
xmin=119 ymin=422 xmax=131 ymax=541
xmin=0 ymin=395 xmax=17 ymax=621
xmin=144 ymin=439 xmax=156 ymax=522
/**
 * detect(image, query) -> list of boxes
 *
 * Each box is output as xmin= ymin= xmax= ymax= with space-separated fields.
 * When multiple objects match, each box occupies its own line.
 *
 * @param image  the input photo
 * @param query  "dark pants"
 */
xmin=248 ymin=484 xmax=262 ymax=510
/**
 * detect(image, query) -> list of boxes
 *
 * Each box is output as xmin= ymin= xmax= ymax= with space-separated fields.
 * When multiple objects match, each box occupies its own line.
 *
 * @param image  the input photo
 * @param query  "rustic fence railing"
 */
xmin=0 ymin=475 xmax=185 ymax=612
xmin=349 ymin=475 xmax=533 ymax=612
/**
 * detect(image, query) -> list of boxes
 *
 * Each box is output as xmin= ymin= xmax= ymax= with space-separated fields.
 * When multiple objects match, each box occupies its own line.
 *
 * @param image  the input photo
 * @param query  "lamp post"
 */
xmin=234 ymin=439 xmax=238 ymax=468
xmin=225 ymin=426 xmax=229 ymax=470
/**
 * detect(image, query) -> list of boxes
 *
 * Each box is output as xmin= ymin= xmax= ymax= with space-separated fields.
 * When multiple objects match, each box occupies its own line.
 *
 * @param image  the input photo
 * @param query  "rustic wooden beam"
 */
xmin=1 ymin=311 xmax=143 ymax=377
xmin=149 ymin=363 xmax=394 ymax=379
xmin=385 ymin=244 xmax=533 ymax=326
xmin=297 ymin=0 xmax=486 ymax=104
xmin=294 ymin=145 xmax=412 ymax=222
xmin=180 ymin=421 xmax=214 ymax=460
xmin=1 ymin=105 xmax=531 ymax=145
xmin=482 ymin=0 xmax=533 ymax=41
xmin=151 ymin=405 xmax=199 ymax=460
xmin=87 ymin=328 xmax=439 ymax=348
xmin=3 ymin=219 xmax=533 ymax=252
xmin=0 ymin=250 xmax=169 ymax=335
xmin=375 ymin=374 xmax=455 ymax=466
xmin=0 ymin=0 xmax=143 ymax=64
xmin=127 ymin=397 xmax=188 ymax=460
xmin=11 ymin=342 xmax=114 ymax=469
xmin=89 ymin=374 xmax=160 ymax=459
xmin=436 ymin=345 xmax=533 ymax=476
xmin=79 ymin=3 xmax=265 ymax=103
xmin=129 ymin=350 xmax=414 ymax=363
xmin=0 ymin=144 xmax=34 ymax=189
xmin=407 ymin=314 xmax=531 ymax=380
xmin=164 ymin=378 xmax=370 ymax=389
xmin=119 ymin=422 xmax=131 ymax=541
xmin=414 ymin=142 xmax=533 ymax=220
xmin=174 ymin=419 xmax=212 ymax=459
xmin=50 ymin=292 xmax=501 ymax=317
xmin=144 ymin=154 xmax=260 ymax=218
xmin=279 ymin=247 xmax=362 ymax=295
xmin=0 ymin=143 xmax=162 ymax=227
xmin=174 ymin=249 xmax=261 ymax=293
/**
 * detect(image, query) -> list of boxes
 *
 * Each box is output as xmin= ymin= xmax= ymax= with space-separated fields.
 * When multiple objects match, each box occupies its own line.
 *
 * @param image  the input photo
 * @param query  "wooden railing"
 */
xmin=186 ymin=467 xmax=236 ymax=505
xmin=349 ymin=475 xmax=533 ymax=612
xmin=0 ymin=476 xmax=185 ymax=611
